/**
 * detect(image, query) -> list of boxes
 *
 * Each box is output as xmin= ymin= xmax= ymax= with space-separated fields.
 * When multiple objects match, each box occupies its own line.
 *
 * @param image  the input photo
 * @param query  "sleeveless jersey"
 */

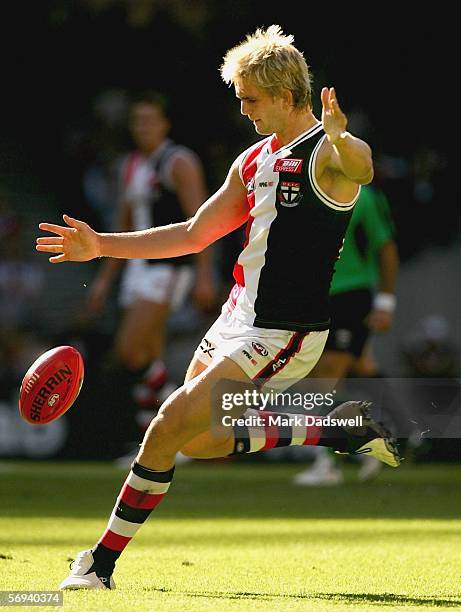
xmin=121 ymin=139 xmax=195 ymax=266
xmin=230 ymin=123 xmax=359 ymax=332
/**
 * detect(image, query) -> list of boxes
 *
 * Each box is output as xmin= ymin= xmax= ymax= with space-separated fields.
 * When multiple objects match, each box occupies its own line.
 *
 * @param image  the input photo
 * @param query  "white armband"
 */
xmin=373 ymin=292 xmax=396 ymax=313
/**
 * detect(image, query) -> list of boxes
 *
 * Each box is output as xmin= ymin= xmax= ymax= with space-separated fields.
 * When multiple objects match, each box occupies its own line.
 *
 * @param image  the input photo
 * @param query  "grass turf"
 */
xmin=0 ymin=460 xmax=461 ymax=611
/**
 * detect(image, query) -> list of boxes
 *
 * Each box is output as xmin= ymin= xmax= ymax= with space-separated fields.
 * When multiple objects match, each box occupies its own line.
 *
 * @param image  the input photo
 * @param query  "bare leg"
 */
xmin=114 ymin=299 xmax=170 ymax=371
xmin=136 ymin=356 xmax=249 ymax=471
xmin=309 ymin=350 xmax=356 ymax=385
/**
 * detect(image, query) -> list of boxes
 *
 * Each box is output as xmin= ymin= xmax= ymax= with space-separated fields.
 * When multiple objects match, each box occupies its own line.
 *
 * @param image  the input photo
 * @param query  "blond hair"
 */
xmin=220 ymin=25 xmax=312 ymax=109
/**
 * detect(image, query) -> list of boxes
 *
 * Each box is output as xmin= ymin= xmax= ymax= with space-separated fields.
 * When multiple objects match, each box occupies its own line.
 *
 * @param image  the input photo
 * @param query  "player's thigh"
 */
xmin=116 ymin=299 xmax=170 ymax=351
xmin=310 ymin=350 xmax=356 ymax=380
xmin=180 ymin=428 xmax=234 ymax=458
xmin=351 ymin=341 xmax=378 ymax=377
xmin=152 ymin=355 xmax=250 ymax=444
xmin=179 ymin=357 xmax=236 ymax=457
xmin=184 ymin=355 xmax=209 ymax=383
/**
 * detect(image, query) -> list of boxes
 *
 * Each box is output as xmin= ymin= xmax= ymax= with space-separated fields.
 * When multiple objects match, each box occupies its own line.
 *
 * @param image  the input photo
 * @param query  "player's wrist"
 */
xmin=95 ymin=232 xmax=105 ymax=258
xmin=328 ymin=130 xmax=348 ymax=146
xmin=373 ymin=292 xmax=396 ymax=313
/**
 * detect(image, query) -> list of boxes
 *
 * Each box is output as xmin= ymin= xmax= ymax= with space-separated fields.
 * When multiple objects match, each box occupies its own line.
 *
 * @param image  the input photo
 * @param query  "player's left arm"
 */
xmin=320 ymin=87 xmax=374 ymax=184
xmin=171 ymin=152 xmax=217 ymax=311
xmin=367 ymin=239 xmax=400 ymax=332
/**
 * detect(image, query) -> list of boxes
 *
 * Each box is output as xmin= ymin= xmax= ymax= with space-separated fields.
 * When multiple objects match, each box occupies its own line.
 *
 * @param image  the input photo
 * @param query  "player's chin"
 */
xmin=253 ymin=121 xmax=269 ymax=135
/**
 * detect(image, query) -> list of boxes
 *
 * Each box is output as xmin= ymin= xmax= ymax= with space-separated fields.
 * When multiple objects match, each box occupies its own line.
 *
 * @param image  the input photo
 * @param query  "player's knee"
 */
xmin=142 ymin=383 xmax=208 ymax=456
xmin=114 ymin=341 xmax=148 ymax=371
xmin=146 ymin=408 xmax=182 ymax=441
xmin=317 ymin=351 xmax=354 ymax=379
xmin=180 ymin=441 xmax=206 ymax=458
xmin=138 ymin=409 xmax=183 ymax=462
xmin=179 ymin=444 xmax=199 ymax=458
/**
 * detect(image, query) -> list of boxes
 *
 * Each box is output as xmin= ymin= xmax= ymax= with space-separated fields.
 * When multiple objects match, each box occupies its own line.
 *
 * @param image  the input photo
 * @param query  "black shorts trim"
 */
xmin=254 ymin=317 xmax=330 ymax=332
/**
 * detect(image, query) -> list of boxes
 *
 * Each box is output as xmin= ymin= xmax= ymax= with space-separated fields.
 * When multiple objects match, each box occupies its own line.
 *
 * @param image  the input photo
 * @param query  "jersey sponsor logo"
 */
xmin=252 ymin=342 xmax=269 ymax=357
xmin=278 ymin=181 xmax=302 ymax=207
xmin=273 ymin=158 xmax=303 ymax=173
xmin=258 ymin=181 xmax=274 ymax=188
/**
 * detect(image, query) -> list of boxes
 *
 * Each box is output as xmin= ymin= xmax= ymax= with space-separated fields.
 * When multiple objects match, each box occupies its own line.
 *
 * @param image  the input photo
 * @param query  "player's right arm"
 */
xmin=36 ymin=157 xmax=249 ymax=264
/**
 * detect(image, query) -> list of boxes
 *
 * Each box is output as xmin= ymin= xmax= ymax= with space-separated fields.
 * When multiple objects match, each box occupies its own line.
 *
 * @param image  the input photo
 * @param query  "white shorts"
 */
xmin=194 ymin=308 xmax=329 ymax=391
xmin=119 ymin=260 xmax=194 ymax=310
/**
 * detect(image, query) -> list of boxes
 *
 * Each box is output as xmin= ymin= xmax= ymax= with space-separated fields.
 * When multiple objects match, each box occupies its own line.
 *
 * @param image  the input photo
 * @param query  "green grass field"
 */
xmin=1 ymin=459 xmax=461 ymax=611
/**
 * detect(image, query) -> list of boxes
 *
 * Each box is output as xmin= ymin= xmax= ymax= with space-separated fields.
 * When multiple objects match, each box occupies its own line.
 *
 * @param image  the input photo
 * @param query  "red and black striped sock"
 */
xmin=92 ymin=461 xmax=174 ymax=575
xmin=230 ymin=409 xmax=348 ymax=455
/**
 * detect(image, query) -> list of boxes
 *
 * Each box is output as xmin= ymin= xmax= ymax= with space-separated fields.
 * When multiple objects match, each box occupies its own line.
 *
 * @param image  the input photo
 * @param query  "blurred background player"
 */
xmin=86 ymin=90 xmax=217 ymax=457
xmin=293 ymin=182 xmax=399 ymax=485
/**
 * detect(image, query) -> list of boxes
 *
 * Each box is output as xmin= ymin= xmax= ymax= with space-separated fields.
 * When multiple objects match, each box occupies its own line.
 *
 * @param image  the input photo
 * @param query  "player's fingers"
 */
xmin=36 ymin=237 xmax=64 ymax=245
xmin=331 ymin=96 xmax=343 ymax=114
xmin=331 ymin=89 xmax=345 ymax=114
xmin=321 ymin=87 xmax=330 ymax=108
xmin=38 ymin=222 xmax=72 ymax=236
xmin=36 ymin=244 xmax=65 ymax=253
xmin=330 ymin=87 xmax=340 ymax=104
xmin=63 ymin=214 xmax=86 ymax=229
xmin=49 ymin=253 xmax=67 ymax=264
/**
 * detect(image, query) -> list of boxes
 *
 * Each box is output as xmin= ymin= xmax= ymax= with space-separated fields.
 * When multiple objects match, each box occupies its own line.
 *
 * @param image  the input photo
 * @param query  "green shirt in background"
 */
xmin=330 ymin=185 xmax=395 ymax=296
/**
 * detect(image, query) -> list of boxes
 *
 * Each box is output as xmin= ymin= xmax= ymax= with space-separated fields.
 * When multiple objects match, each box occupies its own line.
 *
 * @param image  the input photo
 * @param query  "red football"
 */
xmin=19 ymin=345 xmax=84 ymax=425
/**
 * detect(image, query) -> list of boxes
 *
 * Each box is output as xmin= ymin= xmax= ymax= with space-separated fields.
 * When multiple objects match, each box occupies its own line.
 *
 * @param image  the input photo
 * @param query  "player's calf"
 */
xmin=228 ymin=401 xmax=400 ymax=468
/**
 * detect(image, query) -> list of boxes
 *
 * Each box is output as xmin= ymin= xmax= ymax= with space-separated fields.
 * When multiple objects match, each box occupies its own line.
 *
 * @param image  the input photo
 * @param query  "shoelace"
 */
xmin=68 ymin=552 xmax=90 ymax=572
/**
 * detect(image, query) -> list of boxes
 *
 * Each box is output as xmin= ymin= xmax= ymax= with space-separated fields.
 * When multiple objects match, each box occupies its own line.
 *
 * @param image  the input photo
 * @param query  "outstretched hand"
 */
xmin=36 ymin=214 xmax=100 ymax=263
xmin=321 ymin=87 xmax=348 ymax=145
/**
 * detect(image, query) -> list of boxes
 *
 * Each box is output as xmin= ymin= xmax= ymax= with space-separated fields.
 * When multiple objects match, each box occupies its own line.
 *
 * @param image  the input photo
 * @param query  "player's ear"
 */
xmin=280 ymin=88 xmax=294 ymax=109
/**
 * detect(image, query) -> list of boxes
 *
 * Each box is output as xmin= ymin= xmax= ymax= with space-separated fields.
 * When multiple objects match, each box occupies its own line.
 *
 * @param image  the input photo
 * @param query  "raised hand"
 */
xmin=36 ymin=214 xmax=100 ymax=263
xmin=321 ymin=87 xmax=348 ymax=145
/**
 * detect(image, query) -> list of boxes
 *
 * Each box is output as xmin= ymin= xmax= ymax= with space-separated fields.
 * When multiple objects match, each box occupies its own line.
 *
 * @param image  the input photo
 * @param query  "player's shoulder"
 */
xmin=166 ymin=141 xmax=202 ymax=169
xmin=240 ymin=136 xmax=271 ymax=159
xmin=238 ymin=136 xmax=272 ymax=176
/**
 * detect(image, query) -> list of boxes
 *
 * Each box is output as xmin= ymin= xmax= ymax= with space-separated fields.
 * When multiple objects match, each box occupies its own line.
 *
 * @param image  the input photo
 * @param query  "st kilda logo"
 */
xmin=278 ymin=181 xmax=302 ymax=207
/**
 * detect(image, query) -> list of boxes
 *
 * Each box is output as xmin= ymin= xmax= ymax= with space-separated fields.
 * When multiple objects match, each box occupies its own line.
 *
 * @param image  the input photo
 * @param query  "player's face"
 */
xmin=130 ymin=103 xmax=170 ymax=153
xmin=235 ymin=79 xmax=287 ymax=135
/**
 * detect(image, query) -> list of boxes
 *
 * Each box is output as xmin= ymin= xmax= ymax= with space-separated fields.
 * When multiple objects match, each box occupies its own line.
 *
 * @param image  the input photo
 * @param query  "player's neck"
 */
xmin=138 ymin=138 xmax=167 ymax=157
xmin=274 ymin=111 xmax=319 ymax=148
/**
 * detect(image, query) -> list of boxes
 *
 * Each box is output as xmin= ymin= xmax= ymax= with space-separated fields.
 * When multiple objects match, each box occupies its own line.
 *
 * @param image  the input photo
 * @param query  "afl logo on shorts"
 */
xmin=278 ymin=181 xmax=302 ymax=207
xmin=252 ymin=342 xmax=269 ymax=357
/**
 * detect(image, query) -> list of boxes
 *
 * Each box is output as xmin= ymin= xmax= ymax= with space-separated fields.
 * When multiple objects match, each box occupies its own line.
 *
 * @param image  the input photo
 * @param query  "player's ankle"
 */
xmin=91 ymin=544 xmax=118 ymax=576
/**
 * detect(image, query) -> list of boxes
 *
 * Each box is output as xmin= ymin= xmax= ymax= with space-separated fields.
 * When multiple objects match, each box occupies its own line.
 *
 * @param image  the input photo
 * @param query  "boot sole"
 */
xmin=356 ymin=437 xmax=401 ymax=467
